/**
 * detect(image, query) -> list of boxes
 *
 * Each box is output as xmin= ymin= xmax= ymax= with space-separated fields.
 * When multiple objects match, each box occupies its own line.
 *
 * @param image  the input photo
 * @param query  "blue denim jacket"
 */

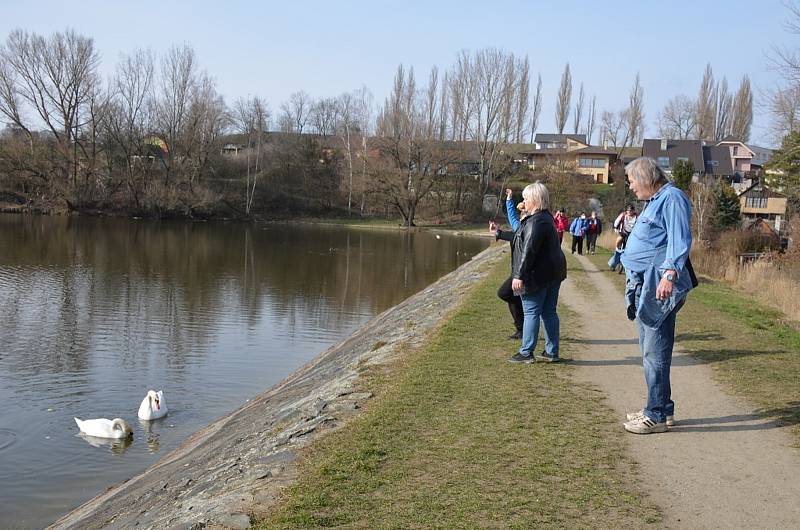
xmin=621 ymin=183 xmax=693 ymax=328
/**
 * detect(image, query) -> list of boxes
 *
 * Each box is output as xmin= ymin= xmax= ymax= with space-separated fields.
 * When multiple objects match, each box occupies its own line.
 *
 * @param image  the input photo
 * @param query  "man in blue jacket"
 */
xmin=621 ymin=157 xmax=693 ymax=435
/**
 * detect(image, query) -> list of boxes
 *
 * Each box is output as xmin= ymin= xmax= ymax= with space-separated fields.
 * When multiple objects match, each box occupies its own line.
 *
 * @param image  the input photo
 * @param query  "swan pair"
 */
xmin=74 ymin=390 xmax=168 ymax=439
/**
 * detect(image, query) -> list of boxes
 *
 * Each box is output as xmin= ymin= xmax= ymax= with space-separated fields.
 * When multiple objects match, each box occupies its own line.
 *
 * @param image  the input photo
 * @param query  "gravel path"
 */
xmin=561 ymin=253 xmax=800 ymax=529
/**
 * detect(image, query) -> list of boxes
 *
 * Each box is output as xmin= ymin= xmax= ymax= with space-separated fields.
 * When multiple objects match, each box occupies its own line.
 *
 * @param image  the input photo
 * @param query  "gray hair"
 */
xmin=625 ymin=157 xmax=669 ymax=190
xmin=522 ymin=181 xmax=550 ymax=212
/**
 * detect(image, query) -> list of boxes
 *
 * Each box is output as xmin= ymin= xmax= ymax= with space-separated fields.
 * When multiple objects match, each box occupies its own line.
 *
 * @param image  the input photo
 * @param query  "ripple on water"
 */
xmin=0 ymin=428 xmax=17 ymax=453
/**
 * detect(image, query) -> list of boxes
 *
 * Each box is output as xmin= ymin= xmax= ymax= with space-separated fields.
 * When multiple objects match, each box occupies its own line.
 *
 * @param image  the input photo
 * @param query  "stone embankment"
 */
xmin=50 ymin=243 xmax=503 ymax=530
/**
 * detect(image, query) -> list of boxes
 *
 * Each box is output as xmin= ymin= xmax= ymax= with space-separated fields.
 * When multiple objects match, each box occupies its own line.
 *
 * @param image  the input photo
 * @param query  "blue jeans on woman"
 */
xmin=519 ymin=281 xmax=561 ymax=357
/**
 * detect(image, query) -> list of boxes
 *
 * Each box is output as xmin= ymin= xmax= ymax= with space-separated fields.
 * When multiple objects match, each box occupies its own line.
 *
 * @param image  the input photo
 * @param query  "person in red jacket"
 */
xmin=553 ymin=209 xmax=569 ymax=244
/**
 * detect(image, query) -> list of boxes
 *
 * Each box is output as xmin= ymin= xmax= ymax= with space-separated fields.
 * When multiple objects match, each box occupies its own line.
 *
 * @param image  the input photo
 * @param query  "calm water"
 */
xmin=0 ymin=214 xmax=488 ymax=529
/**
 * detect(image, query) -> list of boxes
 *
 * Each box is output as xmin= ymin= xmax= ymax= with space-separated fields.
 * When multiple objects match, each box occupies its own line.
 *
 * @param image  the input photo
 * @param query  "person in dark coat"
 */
xmin=489 ymin=188 xmax=525 ymax=339
xmin=509 ymin=182 xmax=567 ymax=363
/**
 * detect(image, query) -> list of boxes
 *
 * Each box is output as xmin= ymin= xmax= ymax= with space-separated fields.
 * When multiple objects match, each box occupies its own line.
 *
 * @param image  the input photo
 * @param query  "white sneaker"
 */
xmin=624 ymin=415 xmax=667 ymax=434
xmin=626 ymin=409 xmax=674 ymax=427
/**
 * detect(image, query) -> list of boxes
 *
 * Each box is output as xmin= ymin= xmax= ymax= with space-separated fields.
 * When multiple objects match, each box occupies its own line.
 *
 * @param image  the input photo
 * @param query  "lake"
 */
xmin=0 ymin=214 xmax=489 ymax=529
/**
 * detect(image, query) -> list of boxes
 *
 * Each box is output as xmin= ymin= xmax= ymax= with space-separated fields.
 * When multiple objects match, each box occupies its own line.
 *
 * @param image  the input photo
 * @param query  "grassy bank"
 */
xmin=583 ymin=241 xmax=800 ymax=444
xmin=256 ymin=257 xmax=659 ymax=528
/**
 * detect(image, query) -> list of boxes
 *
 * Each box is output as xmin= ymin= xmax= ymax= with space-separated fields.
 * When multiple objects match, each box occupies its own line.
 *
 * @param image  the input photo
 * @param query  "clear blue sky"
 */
xmin=0 ymin=0 xmax=793 ymax=146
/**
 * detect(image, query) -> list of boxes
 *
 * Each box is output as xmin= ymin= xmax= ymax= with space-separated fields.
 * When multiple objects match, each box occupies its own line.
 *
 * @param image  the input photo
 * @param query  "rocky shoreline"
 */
xmin=48 ymin=244 xmax=504 ymax=530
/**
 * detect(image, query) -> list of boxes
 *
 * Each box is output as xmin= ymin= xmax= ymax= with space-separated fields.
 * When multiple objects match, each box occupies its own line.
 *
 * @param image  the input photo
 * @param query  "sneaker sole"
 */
xmin=624 ymin=422 xmax=668 ymax=434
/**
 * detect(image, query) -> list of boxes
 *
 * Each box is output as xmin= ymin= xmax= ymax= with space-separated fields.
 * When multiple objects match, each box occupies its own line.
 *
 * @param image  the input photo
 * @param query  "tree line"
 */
xmin=0 ymin=26 xmax=774 ymax=226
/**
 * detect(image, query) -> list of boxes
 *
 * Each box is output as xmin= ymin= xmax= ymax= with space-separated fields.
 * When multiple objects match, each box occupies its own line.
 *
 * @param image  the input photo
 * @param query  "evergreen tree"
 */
xmin=766 ymin=131 xmax=800 ymax=200
xmin=671 ymin=159 xmax=694 ymax=192
xmin=715 ymin=184 xmax=741 ymax=229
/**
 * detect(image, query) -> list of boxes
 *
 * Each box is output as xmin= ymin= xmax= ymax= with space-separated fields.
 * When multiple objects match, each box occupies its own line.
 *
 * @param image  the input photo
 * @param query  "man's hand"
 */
xmin=505 ymin=188 xmax=513 ymax=200
xmin=656 ymin=270 xmax=676 ymax=301
xmin=488 ymin=220 xmax=498 ymax=233
xmin=512 ymin=278 xmax=524 ymax=295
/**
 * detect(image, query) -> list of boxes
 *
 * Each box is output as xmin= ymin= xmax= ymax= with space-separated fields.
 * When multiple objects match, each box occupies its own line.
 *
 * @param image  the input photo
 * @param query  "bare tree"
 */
xmin=437 ymin=71 xmax=450 ymax=141
xmin=714 ymin=76 xmax=733 ymax=141
xmin=279 ymin=90 xmax=311 ymax=134
xmin=310 ymin=97 xmax=337 ymax=137
xmin=155 ymin=44 xmax=198 ymax=184
xmin=627 ymin=72 xmax=645 ymax=146
xmin=730 ymin=75 xmax=753 ymax=141
xmin=600 ymin=110 xmax=626 ymax=149
xmin=585 ymin=94 xmax=597 ymax=144
xmin=696 ymin=63 xmax=716 ymax=140
xmin=573 ymin=82 xmax=585 ymax=134
xmin=766 ymin=85 xmax=800 ymax=140
xmin=233 ymin=95 xmax=268 ymax=214
xmin=528 ymin=73 xmax=542 ymax=143
xmin=0 ymin=29 xmax=102 ymax=184
xmin=657 ymin=95 xmax=697 ymax=139
xmin=424 ymin=66 xmax=439 ymax=140
xmin=554 ymin=63 xmax=572 ymax=134
xmin=515 ymin=57 xmax=530 ymax=143
xmin=104 ymin=49 xmax=155 ymax=205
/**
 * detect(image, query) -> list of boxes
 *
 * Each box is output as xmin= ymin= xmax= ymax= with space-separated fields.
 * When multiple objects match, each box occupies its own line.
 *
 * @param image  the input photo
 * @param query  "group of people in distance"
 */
xmin=553 ymin=209 xmax=603 ymax=256
xmin=488 ymin=157 xmax=694 ymax=435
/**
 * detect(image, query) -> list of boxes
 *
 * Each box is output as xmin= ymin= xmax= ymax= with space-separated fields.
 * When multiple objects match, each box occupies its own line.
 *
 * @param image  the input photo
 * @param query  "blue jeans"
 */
xmin=519 ymin=281 xmax=561 ymax=356
xmin=636 ymin=303 xmax=679 ymax=423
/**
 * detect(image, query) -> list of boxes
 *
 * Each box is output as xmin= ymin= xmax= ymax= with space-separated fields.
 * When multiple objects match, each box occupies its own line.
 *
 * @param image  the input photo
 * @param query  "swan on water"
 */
xmin=138 ymin=390 xmax=168 ymax=420
xmin=74 ymin=417 xmax=133 ymax=439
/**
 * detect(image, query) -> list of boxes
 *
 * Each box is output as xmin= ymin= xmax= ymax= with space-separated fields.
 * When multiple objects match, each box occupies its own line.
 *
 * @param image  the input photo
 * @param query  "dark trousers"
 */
xmin=571 ymin=235 xmax=584 ymax=255
xmin=497 ymin=275 xmax=524 ymax=332
xmin=586 ymin=232 xmax=598 ymax=253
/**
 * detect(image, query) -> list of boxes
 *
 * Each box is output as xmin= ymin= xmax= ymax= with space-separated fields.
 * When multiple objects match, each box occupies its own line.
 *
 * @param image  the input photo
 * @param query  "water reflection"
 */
xmin=78 ymin=433 xmax=134 ymax=455
xmin=0 ymin=214 xmax=488 ymax=528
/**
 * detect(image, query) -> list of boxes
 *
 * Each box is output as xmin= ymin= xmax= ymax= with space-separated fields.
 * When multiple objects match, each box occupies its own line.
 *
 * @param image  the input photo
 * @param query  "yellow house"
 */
xmin=738 ymin=183 xmax=787 ymax=231
xmin=521 ymin=134 xmax=618 ymax=183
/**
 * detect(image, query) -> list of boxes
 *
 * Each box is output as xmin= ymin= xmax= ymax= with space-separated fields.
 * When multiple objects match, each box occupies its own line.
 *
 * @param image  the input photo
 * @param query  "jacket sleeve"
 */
xmin=506 ymin=199 xmax=520 ymax=232
xmin=514 ymin=220 xmax=544 ymax=280
xmin=495 ymin=229 xmax=514 ymax=242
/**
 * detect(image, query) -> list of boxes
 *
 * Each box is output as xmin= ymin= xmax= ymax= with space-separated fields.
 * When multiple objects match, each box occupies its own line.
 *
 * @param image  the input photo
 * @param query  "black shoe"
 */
xmin=536 ymin=351 xmax=561 ymax=363
xmin=508 ymin=330 xmax=522 ymax=340
xmin=507 ymin=353 xmax=535 ymax=364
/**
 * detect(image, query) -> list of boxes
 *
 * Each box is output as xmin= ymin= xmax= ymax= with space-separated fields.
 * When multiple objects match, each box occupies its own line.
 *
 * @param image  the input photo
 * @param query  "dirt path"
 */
xmin=560 ymin=253 xmax=800 ymax=529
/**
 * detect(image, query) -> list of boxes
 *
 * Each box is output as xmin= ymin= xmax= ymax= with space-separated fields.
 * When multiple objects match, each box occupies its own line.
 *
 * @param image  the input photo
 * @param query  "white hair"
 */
xmin=625 ymin=157 xmax=669 ymax=190
xmin=522 ymin=181 xmax=550 ymax=212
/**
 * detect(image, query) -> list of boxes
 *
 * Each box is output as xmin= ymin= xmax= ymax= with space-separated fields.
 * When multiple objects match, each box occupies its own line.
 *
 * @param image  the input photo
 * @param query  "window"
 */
xmin=733 ymin=146 xmax=739 ymax=156
xmin=745 ymin=196 xmax=768 ymax=209
xmin=656 ymin=156 xmax=670 ymax=168
xmin=676 ymin=157 xmax=689 ymax=164
xmin=579 ymin=158 xmax=606 ymax=168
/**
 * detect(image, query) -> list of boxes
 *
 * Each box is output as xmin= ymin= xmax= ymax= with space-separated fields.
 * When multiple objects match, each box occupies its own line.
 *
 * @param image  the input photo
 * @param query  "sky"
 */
xmin=0 ymin=0 xmax=795 ymax=147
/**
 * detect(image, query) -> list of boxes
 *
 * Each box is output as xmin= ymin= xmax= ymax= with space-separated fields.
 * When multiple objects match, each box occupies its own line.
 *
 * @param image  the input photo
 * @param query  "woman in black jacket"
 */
xmin=509 ymin=182 xmax=567 ymax=363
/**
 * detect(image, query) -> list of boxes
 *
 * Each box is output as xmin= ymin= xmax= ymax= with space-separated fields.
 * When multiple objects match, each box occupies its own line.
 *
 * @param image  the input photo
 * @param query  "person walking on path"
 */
xmin=553 ymin=209 xmax=569 ymax=244
xmin=621 ymin=157 xmax=693 ymax=435
xmin=489 ymin=188 xmax=525 ymax=339
xmin=613 ymin=204 xmax=638 ymax=250
xmin=508 ymin=182 xmax=567 ymax=364
xmin=569 ymin=212 xmax=588 ymax=255
xmin=586 ymin=211 xmax=602 ymax=254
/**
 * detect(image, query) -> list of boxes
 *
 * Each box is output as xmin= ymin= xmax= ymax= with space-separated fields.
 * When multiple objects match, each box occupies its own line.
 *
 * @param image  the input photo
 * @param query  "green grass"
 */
xmin=255 ymin=259 xmax=660 ymax=528
xmin=585 ymin=246 xmax=800 ymax=443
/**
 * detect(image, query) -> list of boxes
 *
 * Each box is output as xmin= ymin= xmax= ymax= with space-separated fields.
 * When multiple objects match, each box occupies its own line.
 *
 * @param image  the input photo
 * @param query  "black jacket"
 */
xmin=512 ymin=210 xmax=567 ymax=294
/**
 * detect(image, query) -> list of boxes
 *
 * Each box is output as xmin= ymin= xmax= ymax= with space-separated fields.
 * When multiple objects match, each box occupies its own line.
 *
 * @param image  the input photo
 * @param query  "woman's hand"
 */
xmin=505 ymin=188 xmax=513 ymax=200
xmin=512 ymin=278 xmax=524 ymax=295
xmin=488 ymin=220 xmax=498 ymax=233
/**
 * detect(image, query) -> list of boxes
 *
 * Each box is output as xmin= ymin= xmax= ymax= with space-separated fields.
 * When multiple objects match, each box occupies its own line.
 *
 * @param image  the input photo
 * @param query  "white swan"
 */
xmin=138 ymin=390 xmax=168 ymax=420
xmin=74 ymin=417 xmax=133 ymax=439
